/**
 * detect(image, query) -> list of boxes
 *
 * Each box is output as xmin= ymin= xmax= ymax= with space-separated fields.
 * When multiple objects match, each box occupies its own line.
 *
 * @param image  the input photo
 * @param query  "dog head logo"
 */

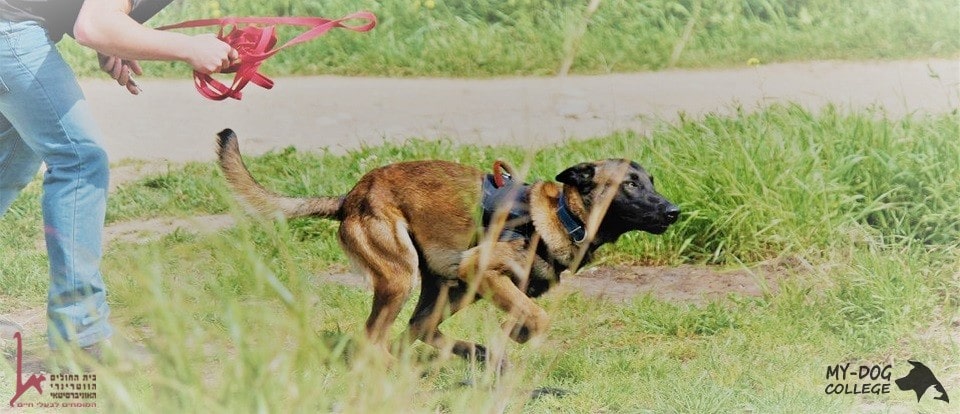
xmin=7 ymin=331 xmax=46 ymax=407
xmin=895 ymin=360 xmax=949 ymax=403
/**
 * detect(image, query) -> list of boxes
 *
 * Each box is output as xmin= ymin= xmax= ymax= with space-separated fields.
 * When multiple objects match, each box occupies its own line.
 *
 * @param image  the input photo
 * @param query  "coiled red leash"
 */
xmin=157 ymin=12 xmax=376 ymax=100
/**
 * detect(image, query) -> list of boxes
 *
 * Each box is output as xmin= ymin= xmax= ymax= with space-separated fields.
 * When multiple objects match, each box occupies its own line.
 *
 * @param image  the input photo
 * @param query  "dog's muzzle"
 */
xmin=663 ymin=203 xmax=680 ymax=224
xmin=641 ymin=201 xmax=680 ymax=234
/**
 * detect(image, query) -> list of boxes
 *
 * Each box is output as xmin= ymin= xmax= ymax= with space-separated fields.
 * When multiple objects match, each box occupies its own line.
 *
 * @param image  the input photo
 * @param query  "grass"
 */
xmin=56 ymin=0 xmax=960 ymax=78
xmin=2 ymin=106 xmax=957 ymax=412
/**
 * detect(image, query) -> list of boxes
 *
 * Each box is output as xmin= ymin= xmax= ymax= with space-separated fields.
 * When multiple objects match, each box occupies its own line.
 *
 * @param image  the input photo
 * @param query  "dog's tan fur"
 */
xmin=215 ymin=129 xmax=678 ymax=361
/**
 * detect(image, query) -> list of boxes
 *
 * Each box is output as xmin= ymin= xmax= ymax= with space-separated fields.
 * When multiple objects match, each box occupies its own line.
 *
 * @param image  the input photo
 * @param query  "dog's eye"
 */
xmin=624 ymin=181 xmax=640 ymax=189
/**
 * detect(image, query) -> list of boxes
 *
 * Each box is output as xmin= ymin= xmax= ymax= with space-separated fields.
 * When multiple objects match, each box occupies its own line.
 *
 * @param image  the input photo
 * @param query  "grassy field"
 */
xmin=57 ymin=0 xmax=960 ymax=78
xmin=1 ymin=106 xmax=957 ymax=412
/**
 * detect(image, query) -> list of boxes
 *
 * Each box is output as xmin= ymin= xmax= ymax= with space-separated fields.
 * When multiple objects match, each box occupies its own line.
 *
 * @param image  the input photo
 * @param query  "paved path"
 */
xmin=82 ymin=59 xmax=958 ymax=162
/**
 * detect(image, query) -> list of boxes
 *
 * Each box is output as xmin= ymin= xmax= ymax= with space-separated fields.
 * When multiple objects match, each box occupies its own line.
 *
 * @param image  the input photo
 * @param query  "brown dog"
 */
xmin=215 ymin=129 xmax=679 ymax=362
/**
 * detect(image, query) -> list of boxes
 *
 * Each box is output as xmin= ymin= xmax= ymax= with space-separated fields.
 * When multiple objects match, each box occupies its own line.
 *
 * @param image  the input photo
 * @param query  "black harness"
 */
xmin=481 ymin=173 xmax=534 ymax=242
xmin=480 ymin=172 xmax=588 ymax=295
xmin=481 ymin=173 xmax=587 ymax=244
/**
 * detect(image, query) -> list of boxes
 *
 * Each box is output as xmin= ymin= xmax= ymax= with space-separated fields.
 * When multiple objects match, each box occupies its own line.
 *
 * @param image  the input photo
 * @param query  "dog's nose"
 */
xmin=664 ymin=204 xmax=680 ymax=223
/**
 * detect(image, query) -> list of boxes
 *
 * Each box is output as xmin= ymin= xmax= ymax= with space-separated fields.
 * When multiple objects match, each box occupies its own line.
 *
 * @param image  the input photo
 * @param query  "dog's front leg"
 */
xmin=458 ymin=242 xmax=551 ymax=345
xmin=477 ymin=274 xmax=550 ymax=343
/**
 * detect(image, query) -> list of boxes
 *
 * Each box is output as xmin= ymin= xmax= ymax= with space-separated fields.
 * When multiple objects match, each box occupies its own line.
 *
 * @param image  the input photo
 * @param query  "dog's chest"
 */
xmin=480 ymin=174 xmax=586 ymax=297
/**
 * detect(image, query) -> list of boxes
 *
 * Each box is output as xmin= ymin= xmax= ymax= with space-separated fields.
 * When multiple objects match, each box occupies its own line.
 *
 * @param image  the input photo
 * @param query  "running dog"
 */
xmin=215 ymin=129 xmax=679 ymax=362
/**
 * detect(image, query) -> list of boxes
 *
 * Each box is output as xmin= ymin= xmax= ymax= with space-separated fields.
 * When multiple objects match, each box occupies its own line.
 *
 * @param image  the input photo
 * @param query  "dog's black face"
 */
xmin=557 ymin=159 xmax=679 ymax=240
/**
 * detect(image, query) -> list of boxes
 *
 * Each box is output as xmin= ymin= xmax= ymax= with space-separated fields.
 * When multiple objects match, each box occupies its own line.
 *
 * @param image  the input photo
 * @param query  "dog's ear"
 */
xmin=556 ymin=163 xmax=596 ymax=193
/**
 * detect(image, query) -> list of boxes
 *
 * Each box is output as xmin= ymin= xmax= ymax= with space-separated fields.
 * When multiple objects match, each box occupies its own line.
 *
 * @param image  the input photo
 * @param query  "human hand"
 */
xmin=183 ymin=34 xmax=239 ymax=74
xmin=99 ymin=53 xmax=143 ymax=95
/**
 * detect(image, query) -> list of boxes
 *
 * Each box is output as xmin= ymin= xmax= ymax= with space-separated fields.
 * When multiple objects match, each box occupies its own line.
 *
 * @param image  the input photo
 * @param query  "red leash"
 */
xmin=157 ymin=12 xmax=376 ymax=101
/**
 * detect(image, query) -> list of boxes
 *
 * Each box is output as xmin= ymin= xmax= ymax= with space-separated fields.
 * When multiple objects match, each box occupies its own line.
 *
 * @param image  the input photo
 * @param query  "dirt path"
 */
xmin=86 ymin=59 xmax=958 ymax=163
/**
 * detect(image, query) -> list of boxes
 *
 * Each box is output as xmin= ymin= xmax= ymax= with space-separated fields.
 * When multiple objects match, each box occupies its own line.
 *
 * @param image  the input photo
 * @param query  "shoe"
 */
xmin=81 ymin=336 xmax=154 ymax=369
xmin=49 ymin=336 xmax=153 ymax=373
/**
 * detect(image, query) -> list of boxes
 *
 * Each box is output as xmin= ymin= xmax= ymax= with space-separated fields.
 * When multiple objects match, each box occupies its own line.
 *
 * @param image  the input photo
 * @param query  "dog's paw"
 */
xmin=451 ymin=342 xmax=489 ymax=363
xmin=472 ymin=344 xmax=488 ymax=363
xmin=530 ymin=387 xmax=570 ymax=400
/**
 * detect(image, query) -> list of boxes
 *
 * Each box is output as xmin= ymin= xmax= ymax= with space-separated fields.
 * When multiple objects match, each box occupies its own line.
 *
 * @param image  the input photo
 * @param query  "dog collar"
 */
xmin=556 ymin=191 xmax=587 ymax=244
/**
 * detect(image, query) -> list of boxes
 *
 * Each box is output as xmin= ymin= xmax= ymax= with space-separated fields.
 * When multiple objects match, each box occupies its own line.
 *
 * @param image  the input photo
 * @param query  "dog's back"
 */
xmin=218 ymin=129 xmax=486 ymax=242
xmin=342 ymin=160 xmax=483 ymax=240
xmin=216 ymin=130 xmax=487 ymax=279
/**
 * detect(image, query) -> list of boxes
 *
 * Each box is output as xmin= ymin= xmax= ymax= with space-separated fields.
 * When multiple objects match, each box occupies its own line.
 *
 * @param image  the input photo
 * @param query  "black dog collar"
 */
xmin=556 ymin=191 xmax=587 ymax=244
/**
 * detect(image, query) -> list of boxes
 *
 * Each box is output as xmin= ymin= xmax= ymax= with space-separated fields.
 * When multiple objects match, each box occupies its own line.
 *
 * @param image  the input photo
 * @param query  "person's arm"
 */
xmin=74 ymin=0 xmax=236 ymax=74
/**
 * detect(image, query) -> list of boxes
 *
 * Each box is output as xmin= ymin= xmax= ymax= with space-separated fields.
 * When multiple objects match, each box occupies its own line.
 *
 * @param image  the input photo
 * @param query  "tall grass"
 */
xmin=57 ymin=0 xmax=960 ymax=78
xmin=626 ymin=105 xmax=960 ymax=263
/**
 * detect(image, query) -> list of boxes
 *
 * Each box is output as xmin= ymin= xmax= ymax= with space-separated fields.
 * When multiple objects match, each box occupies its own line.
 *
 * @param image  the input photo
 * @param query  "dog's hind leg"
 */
xmin=406 ymin=277 xmax=489 ymax=361
xmin=339 ymin=216 xmax=418 ymax=353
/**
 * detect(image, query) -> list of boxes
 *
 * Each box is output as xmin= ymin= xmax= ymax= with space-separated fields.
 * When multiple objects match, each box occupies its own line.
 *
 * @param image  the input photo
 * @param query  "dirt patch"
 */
xmin=109 ymin=161 xmax=180 ymax=192
xmin=312 ymin=264 xmax=782 ymax=305
xmin=559 ymin=264 xmax=780 ymax=304
xmin=106 ymin=162 xmax=237 ymax=245
xmin=313 ymin=272 xmax=371 ymax=290
xmin=105 ymin=162 xmax=241 ymax=244
xmin=1 ymin=263 xmax=778 ymax=368
xmin=0 ymin=305 xmax=45 ymax=341
xmin=40 ymin=164 xmax=237 ymax=247
xmin=104 ymin=214 xmax=236 ymax=245
xmin=29 ymin=161 xmax=199 ymax=250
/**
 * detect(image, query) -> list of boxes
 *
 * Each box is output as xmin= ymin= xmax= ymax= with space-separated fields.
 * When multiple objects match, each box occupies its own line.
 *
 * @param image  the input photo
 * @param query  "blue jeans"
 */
xmin=0 ymin=20 xmax=112 ymax=348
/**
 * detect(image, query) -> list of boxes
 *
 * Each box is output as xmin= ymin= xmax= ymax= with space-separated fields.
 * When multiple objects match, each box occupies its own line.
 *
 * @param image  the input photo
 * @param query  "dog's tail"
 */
xmin=216 ymin=129 xmax=342 ymax=220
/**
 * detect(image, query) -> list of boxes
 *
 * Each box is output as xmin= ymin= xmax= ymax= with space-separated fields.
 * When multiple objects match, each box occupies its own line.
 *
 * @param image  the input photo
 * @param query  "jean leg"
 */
xmin=0 ymin=20 xmax=112 ymax=348
xmin=0 ymin=114 xmax=42 ymax=215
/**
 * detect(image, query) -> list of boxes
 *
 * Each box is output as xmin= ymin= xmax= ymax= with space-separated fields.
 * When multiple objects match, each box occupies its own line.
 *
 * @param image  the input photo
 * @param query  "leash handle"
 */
xmin=157 ymin=12 xmax=376 ymax=100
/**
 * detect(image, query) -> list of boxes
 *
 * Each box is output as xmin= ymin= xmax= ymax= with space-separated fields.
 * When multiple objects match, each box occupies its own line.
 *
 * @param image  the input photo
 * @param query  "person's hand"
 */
xmin=183 ymin=34 xmax=239 ymax=74
xmin=98 ymin=53 xmax=143 ymax=95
